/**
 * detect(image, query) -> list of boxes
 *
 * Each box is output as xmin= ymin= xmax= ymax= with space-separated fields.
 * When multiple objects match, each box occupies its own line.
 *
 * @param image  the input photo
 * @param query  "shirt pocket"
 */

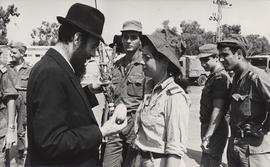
xmin=111 ymin=73 xmax=121 ymax=97
xmin=127 ymin=75 xmax=144 ymax=97
xmin=19 ymin=74 xmax=29 ymax=89
xmin=232 ymin=93 xmax=251 ymax=116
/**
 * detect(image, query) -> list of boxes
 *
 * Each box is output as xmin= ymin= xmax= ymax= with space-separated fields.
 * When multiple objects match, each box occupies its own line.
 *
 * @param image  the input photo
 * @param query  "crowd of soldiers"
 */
xmin=0 ymin=3 xmax=270 ymax=167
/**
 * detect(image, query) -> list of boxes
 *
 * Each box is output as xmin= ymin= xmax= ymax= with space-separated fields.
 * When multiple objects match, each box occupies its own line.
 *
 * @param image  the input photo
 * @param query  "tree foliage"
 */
xmin=180 ymin=20 xmax=215 ymax=55
xmin=0 ymin=4 xmax=20 ymax=45
xmin=158 ymin=20 xmax=185 ymax=57
xmin=222 ymin=24 xmax=241 ymax=38
xmin=246 ymin=34 xmax=270 ymax=56
xmin=31 ymin=21 xmax=59 ymax=46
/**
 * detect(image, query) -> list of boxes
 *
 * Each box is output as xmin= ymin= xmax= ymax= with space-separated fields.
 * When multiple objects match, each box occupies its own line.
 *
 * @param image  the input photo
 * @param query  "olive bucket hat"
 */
xmin=141 ymin=30 xmax=185 ymax=73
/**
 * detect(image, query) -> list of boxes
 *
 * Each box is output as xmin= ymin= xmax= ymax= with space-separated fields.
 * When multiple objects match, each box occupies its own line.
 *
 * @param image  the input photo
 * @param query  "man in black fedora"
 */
xmin=26 ymin=3 xmax=127 ymax=166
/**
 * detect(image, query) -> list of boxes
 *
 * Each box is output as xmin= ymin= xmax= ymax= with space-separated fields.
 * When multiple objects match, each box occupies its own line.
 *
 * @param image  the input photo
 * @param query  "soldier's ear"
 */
xmin=236 ymin=49 xmax=244 ymax=60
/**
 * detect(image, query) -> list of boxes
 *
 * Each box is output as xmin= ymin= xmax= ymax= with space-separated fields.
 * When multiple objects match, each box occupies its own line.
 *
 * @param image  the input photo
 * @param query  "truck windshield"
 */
xmin=249 ymin=58 xmax=267 ymax=69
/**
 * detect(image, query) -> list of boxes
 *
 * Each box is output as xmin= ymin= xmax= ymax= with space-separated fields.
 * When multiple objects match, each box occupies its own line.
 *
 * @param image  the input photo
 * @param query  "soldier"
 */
xmin=8 ymin=42 xmax=31 ymax=165
xmin=103 ymin=20 xmax=146 ymax=167
xmin=198 ymin=44 xmax=231 ymax=167
xmin=0 ymin=61 xmax=18 ymax=166
xmin=218 ymin=34 xmax=270 ymax=167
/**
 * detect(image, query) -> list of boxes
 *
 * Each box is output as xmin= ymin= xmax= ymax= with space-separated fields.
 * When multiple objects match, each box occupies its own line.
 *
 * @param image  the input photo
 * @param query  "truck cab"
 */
xmin=179 ymin=55 xmax=209 ymax=86
xmin=246 ymin=55 xmax=270 ymax=73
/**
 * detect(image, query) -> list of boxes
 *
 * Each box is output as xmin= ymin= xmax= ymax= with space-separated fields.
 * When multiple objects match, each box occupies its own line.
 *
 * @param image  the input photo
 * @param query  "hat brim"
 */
xmin=120 ymin=29 xmax=142 ymax=33
xmin=57 ymin=16 xmax=105 ymax=43
xmin=198 ymin=52 xmax=216 ymax=58
xmin=142 ymin=35 xmax=181 ymax=73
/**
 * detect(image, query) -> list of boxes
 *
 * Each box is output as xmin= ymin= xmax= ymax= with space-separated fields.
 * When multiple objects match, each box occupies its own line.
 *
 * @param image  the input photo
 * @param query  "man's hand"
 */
xmin=2 ymin=128 xmax=16 ymax=151
xmin=114 ymin=103 xmax=127 ymax=124
xmin=100 ymin=104 xmax=127 ymax=137
xmin=201 ymin=137 xmax=210 ymax=153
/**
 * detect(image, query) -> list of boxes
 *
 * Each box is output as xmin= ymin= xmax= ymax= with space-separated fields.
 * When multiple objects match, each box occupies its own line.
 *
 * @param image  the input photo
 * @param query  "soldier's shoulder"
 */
xmin=113 ymin=54 xmax=126 ymax=64
xmin=0 ymin=63 xmax=7 ymax=74
xmin=214 ymin=70 xmax=229 ymax=81
xmin=25 ymin=62 xmax=32 ymax=68
xmin=249 ymin=65 xmax=270 ymax=82
xmin=166 ymin=82 xmax=185 ymax=96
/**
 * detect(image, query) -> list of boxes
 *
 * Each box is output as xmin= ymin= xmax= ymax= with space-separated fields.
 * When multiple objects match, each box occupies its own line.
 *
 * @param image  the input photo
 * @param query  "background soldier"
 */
xmin=0 ymin=60 xmax=18 ymax=166
xmin=103 ymin=20 xmax=146 ymax=167
xmin=198 ymin=44 xmax=231 ymax=167
xmin=218 ymin=34 xmax=270 ymax=167
xmin=8 ymin=42 xmax=31 ymax=165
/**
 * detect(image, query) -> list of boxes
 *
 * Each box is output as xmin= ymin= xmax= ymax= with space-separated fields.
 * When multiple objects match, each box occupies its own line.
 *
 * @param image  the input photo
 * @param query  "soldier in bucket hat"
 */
xmin=198 ymin=44 xmax=231 ymax=167
xmin=133 ymin=30 xmax=190 ymax=167
xmin=103 ymin=20 xmax=145 ymax=167
xmin=218 ymin=34 xmax=270 ymax=167
xmin=26 ymin=3 xmax=127 ymax=166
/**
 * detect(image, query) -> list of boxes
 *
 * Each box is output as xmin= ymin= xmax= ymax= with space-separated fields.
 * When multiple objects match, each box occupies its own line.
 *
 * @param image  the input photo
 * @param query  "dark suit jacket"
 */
xmin=26 ymin=48 xmax=102 ymax=166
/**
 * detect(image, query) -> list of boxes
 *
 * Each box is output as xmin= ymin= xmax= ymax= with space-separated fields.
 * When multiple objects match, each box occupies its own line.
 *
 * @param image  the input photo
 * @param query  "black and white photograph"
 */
xmin=0 ymin=0 xmax=270 ymax=166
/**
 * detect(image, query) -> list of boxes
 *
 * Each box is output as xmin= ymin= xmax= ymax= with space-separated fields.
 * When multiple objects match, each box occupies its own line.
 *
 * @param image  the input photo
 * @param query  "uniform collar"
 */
xmin=150 ymin=77 xmax=174 ymax=92
xmin=234 ymin=62 xmax=251 ymax=82
xmin=209 ymin=66 xmax=224 ymax=78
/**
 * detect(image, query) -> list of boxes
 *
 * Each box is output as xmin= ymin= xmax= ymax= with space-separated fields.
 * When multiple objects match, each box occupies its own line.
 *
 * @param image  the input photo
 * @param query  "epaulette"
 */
xmin=247 ymin=71 xmax=258 ymax=81
xmin=166 ymin=86 xmax=182 ymax=96
xmin=0 ymin=64 xmax=7 ymax=74
xmin=215 ymin=75 xmax=223 ymax=80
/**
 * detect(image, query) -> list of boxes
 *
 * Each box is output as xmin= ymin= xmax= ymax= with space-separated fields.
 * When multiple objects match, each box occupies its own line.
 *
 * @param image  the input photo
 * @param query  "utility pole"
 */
xmin=209 ymin=0 xmax=232 ymax=42
xmin=94 ymin=0 xmax=98 ymax=8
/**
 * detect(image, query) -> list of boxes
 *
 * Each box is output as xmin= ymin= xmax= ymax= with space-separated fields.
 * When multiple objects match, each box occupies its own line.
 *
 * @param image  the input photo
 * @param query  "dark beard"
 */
xmin=70 ymin=45 xmax=87 ymax=81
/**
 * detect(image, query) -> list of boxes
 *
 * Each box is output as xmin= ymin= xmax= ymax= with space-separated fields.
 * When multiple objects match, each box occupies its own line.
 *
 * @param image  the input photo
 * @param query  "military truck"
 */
xmin=179 ymin=55 xmax=209 ymax=86
xmin=247 ymin=54 xmax=270 ymax=73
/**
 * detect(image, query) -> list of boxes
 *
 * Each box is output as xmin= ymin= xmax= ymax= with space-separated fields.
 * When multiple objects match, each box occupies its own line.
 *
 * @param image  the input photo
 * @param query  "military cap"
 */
xmin=10 ymin=42 xmax=27 ymax=53
xmin=121 ymin=20 xmax=142 ymax=32
xmin=198 ymin=44 xmax=218 ymax=58
xmin=217 ymin=34 xmax=249 ymax=56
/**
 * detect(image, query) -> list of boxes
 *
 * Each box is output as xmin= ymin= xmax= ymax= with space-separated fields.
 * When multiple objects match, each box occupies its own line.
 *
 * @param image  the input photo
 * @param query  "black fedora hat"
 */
xmin=57 ymin=3 xmax=105 ymax=42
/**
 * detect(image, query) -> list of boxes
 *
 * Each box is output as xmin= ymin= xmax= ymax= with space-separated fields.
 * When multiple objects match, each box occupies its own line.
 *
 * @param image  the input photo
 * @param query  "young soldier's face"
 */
xmin=9 ymin=48 xmax=23 ymax=64
xmin=219 ymin=47 xmax=239 ymax=71
xmin=199 ymin=55 xmax=217 ymax=72
xmin=121 ymin=31 xmax=141 ymax=52
xmin=141 ymin=47 xmax=168 ymax=78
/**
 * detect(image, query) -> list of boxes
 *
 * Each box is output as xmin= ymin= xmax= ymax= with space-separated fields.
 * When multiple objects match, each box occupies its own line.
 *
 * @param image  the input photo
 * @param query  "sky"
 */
xmin=1 ymin=0 xmax=270 ymax=45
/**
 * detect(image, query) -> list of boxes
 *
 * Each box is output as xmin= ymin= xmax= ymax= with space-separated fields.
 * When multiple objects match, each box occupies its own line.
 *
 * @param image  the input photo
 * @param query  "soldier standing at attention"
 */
xmin=103 ymin=20 xmax=146 ymax=167
xmin=8 ymin=42 xmax=31 ymax=165
xmin=218 ymin=34 xmax=270 ymax=167
xmin=0 ymin=60 xmax=18 ymax=166
xmin=198 ymin=44 xmax=231 ymax=167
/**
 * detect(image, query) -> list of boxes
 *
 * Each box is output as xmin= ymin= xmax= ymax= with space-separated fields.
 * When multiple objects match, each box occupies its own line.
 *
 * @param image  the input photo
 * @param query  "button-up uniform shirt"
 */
xmin=134 ymin=77 xmax=190 ymax=157
xmin=112 ymin=50 xmax=145 ymax=112
xmin=230 ymin=64 xmax=270 ymax=154
xmin=0 ymin=62 xmax=18 ymax=137
xmin=200 ymin=67 xmax=231 ymax=135
xmin=8 ymin=61 xmax=31 ymax=104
